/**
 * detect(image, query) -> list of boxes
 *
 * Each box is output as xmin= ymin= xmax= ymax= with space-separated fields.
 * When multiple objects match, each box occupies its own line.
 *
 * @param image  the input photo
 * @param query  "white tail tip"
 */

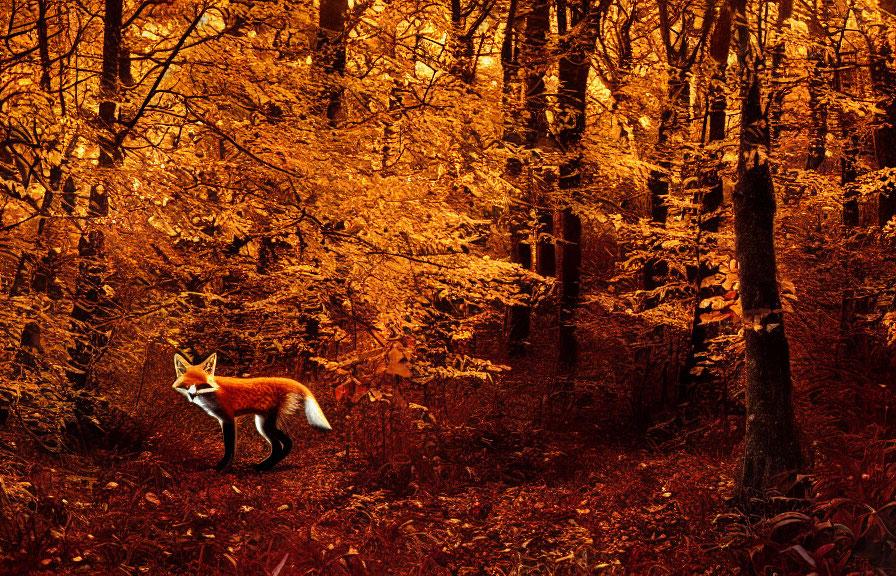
xmin=304 ymin=396 xmax=332 ymax=431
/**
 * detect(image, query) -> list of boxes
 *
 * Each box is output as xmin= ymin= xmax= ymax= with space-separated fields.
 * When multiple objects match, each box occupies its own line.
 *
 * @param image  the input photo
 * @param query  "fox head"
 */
xmin=172 ymin=353 xmax=220 ymax=402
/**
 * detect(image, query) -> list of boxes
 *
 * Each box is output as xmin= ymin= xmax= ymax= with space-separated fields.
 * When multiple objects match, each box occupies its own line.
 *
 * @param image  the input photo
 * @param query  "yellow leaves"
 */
xmin=885 ymin=312 xmax=896 ymax=347
xmin=378 ymin=341 xmax=413 ymax=378
xmin=451 ymin=329 xmax=473 ymax=341
xmin=718 ymin=258 xmax=739 ymax=291
xmin=384 ymin=345 xmax=412 ymax=378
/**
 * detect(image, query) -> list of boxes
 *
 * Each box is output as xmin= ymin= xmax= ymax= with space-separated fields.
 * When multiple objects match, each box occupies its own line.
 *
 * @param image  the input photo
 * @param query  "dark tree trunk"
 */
xmin=536 ymin=206 xmax=556 ymax=277
xmin=317 ymin=0 xmax=350 ymax=123
xmin=99 ymin=0 xmax=122 ymax=167
xmin=557 ymin=168 xmax=582 ymax=371
xmin=449 ymin=0 xmax=490 ymax=82
xmin=520 ymin=0 xmax=550 ymax=147
xmin=679 ymin=0 xmax=733 ymax=403
xmin=500 ymin=0 xmax=529 ymax=355
xmin=500 ymin=0 xmax=521 ymax=143
xmin=841 ymin=139 xmax=859 ymax=226
xmin=66 ymin=0 xmax=118 ymax=389
xmin=504 ymin=0 xmax=551 ymax=356
xmin=450 ymin=0 xmax=474 ymax=82
xmin=37 ymin=0 xmax=52 ymax=90
xmin=872 ymin=28 xmax=896 ymax=170
xmin=871 ymin=29 xmax=896 ymax=225
xmin=768 ymin=0 xmax=793 ymax=145
xmin=735 ymin=73 xmax=801 ymax=497
xmin=834 ymin=44 xmax=860 ymax=226
xmin=805 ymin=28 xmax=829 ymax=171
xmin=554 ymin=0 xmax=600 ymax=372
xmin=66 ymin=230 xmax=110 ymax=389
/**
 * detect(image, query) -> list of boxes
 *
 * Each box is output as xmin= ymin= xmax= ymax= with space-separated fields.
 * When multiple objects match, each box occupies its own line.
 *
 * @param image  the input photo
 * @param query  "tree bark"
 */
xmin=554 ymin=0 xmax=601 ymax=372
xmin=679 ymin=0 xmax=732 ymax=403
xmin=317 ymin=0 xmax=350 ymax=123
xmin=767 ymin=0 xmax=793 ymax=146
xmin=804 ymin=12 xmax=828 ymax=171
xmin=66 ymin=0 xmax=118 ymax=389
xmin=99 ymin=0 xmax=122 ymax=167
xmin=870 ymin=28 xmax=896 ymax=225
xmin=735 ymin=71 xmax=801 ymax=497
xmin=520 ymin=0 xmax=550 ymax=147
xmin=504 ymin=0 xmax=550 ymax=356
xmin=37 ymin=0 xmax=52 ymax=90
xmin=872 ymin=27 xmax=896 ymax=171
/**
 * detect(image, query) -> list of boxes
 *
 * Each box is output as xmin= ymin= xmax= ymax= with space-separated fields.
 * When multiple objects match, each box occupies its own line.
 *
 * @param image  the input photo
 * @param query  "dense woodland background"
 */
xmin=3 ymin=0 xmax=896 ymax=573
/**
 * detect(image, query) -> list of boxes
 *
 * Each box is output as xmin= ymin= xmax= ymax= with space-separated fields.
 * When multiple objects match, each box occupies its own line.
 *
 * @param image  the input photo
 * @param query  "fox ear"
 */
xmin=200 ymin=353 xmax=217 ymax=376
xmin=174 ymin=353 xmax=191 ymax=377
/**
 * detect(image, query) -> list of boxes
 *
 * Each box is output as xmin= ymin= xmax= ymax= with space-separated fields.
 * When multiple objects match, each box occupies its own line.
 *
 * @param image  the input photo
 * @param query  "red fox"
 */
xmin=171 ymin=353 xmax=332 ymax=471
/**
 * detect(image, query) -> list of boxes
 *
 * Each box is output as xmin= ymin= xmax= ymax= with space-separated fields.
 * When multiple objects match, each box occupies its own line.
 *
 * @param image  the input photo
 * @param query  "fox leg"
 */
xmin=253 ymin=413 xmax=292 ymax=471
xmin=216 ymin=421 xmax=236 ymax=471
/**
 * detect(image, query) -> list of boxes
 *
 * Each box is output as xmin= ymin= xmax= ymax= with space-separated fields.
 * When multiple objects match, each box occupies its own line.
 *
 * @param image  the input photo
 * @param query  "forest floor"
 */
xmin=0 ymin=397 xmax=745 ymax=576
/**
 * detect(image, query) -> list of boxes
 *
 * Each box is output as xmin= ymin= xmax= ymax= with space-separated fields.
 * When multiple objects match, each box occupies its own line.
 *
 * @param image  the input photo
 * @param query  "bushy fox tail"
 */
xmin=284 ymin=382 xmax=332 ymax=431
xmin=303 ymin=395 xmax=332 ymax=430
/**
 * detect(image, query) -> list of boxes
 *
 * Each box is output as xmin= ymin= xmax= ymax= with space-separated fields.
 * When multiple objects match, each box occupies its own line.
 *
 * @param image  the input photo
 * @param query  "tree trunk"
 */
xmin=317 ymin=0 xmax=350 ymax=123
xmin=768 ymin=0 xmax=793 ymax=146
xmin=679 ymin=1 xmax=732 ymax=403
xmin=645 ymin=1 xmax=715 ymax=302
xmin=67 ymin=0 xmax=118 ymax=388
xmin=871 ymin=29 xmax=896 ymax=225
xmin=37 ymin=0 xmax=52 ymax=90
xmin=804 ymin=13 xmax=829 ymax=171
xmin=504 ymin=0 xmax=550 ymax=356
xmin=66 ymin=230 xmax=111 ymax=389
xmin=520 ymin=0 xmax=550 ymax=147
xmin=99 ymin=0 xmax=122 ymax=167
xmin=835 ymin=44 xmax=859 ymax=226
xmin=536 ymin=204 xmax=556 ymax=277
xmin=554 ymin=0 xmax=600 ymax=372
xmin=735 ymin=72 xmax=801 ymax=497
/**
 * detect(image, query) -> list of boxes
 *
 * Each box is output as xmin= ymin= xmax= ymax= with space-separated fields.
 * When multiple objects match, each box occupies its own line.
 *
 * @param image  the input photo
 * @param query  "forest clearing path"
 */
xmin=1 ymin=394 xmax=738 ymax=574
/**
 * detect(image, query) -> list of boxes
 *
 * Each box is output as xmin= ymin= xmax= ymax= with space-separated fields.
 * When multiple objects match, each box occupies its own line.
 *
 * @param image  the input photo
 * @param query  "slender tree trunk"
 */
xmin=645 ymin=1 xmax=715 ymax=302
xmin=872 ymin=27 xmax=896 ymax=169
xmin=66 ymin=230 xmax=109 ymax=389
xmin=554 ymin=0 xmax=600 ymax=372
xmin=501 ymin=0 xmax=529 ymax=354
xmin=870 ymin=28 xmax=896 ymax=225
xmin=805 ymin=12 xmax=829 ymax=171
xmin=839 ymin=50 xmax=859 ymax=224
xmin=317 ymin=0 xmax=350 ymax=123
xmin=735 ymin=70 xmax=801 ymax=497
xmin=679 ymin=0 xmax=732 ymax=403
xmin=449 ymin=0 xmax=486 ymax=82
xmin=504 ymin=0 xmax=550 ymax=356
xmin=500 ymin=0 xmax=521 ymax=144
xmin=768 ymin=0 xmax=793 ymax=146
xmin=67 ymin=0 xmax=118 ymax=389
xmin=99 ymin=0 xmax=122 ymax=167
xmin=37 ymin=0 xmax=52 ymax=90
xmin=521 ymin=0 xmax=550 ymax=147
xmin=536 ymin=198 xmax=556 ymax=277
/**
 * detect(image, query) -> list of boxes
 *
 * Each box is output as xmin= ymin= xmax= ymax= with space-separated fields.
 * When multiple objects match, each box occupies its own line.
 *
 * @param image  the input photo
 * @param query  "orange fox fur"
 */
xmin=171 ymin=353 xmax=331 ymax=471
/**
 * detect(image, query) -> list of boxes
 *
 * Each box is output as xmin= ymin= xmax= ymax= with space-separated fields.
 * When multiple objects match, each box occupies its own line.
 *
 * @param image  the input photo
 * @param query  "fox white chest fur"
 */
xmin=189 ymin=390 xmax=226 ymax=422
